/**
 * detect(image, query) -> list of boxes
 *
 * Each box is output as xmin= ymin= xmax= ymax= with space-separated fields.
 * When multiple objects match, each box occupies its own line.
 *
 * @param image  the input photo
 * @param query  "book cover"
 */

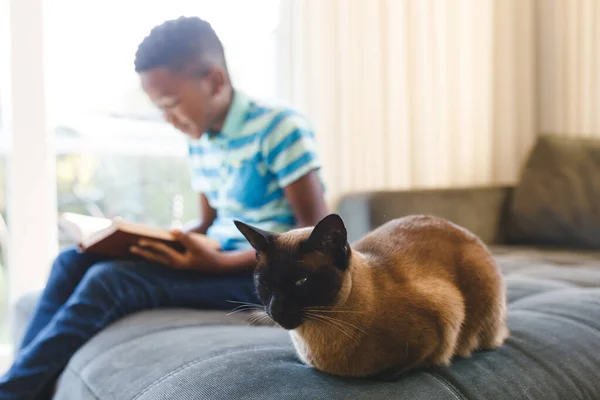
xmin=58 ymin=213 xmax=220 ymax=258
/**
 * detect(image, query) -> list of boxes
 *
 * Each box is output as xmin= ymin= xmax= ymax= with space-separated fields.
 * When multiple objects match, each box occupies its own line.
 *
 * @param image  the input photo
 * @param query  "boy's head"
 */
xmin=135 ymin=16 xmax=232 ymax=139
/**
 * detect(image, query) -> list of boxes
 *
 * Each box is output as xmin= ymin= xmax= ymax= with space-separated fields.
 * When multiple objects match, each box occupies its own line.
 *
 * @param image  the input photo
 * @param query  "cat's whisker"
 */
xmin=231 ymin=306 xmax=261 ymax=311
xmin=252 ymin=310 xmax=268 ymax=319
xmin=303 ymin=312 xmax=361 ymax=343
xmin=310 ymin=306 xmax=361 ymax=310
xmin=227 ymin=300 xmax=263 ymax=307
xmin=227 ymin=308 xmax=260 ymax=316
xmin=305 ymin=309 xmax=365 ymax=330
xmin=326 ymin=317 xmax=367 ymax=336
xmin=310 ymin=316 xmax=359 ymax=343
xmin=247 ymin=310 xmax=266 ymax=325
xmin=304 ymin=311 xmax=367 ymax=340
xmin=256 ymin=313 xmax=274 ymax=325
xmin=236 ymin=304 xmax=261 ymax=309
xmin=227 ymin=304 xmax=263 ymax=316
xmin=254 ymin=314 xmax=268 ymax=323
xmin=303 ymin=309 xmax=363 ymax=314
xmin=247 ymin=310 xmax=274 ymax=326
xmin=305 ymin=306 xmax=363 ymax=313
xmin=302 ymin=312 xmax=343 ymax=336
xmin=321 ymin=315 xmax=364 ymax=333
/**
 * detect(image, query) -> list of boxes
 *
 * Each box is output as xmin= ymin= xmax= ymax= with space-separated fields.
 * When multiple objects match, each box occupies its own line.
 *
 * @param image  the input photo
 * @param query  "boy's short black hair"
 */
xmin=134 ymin=16 xmax=227 ymax=74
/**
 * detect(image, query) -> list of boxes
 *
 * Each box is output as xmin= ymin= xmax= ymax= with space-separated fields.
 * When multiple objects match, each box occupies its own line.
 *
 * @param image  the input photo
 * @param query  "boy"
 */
xmin=0 ymin=16 xmax=327 ymax=399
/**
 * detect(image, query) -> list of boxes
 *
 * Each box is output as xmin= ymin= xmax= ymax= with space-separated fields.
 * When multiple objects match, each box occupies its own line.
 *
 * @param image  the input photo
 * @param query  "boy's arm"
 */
xmin=186 ymin=193 xmax=217 ymax=234
xmin=282 ymin=170 xmax=328 ymax=227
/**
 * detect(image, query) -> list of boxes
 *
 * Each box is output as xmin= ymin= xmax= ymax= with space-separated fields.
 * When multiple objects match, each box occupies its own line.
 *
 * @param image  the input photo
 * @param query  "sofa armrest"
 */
xmin=10 ymin=291 xmax=40 ymax=352
xmin=336 ymin=186 xmax=513 ymax=244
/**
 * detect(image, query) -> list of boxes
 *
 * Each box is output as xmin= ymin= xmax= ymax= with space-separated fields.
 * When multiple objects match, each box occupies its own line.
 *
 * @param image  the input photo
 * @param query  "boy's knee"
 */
xmin=81 ymin=262 xmax=125 ymax=285
xmin=73 ymin=261 xmax=156 ymax=316
xmin=52 ymin=247 xmax=85 ymax=273
xmin=77 ymin=261 xmax=143 ymax=300
xmin=54 ymin=246 xmax=80 ymax=263
xmin=52 ymin=247 xmax=110 ymax=277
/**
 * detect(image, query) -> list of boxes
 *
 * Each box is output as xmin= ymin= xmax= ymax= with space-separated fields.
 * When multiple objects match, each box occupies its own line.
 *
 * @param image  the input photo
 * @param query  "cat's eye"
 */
xmin=295 ymin=278 xmax=308 ymax=286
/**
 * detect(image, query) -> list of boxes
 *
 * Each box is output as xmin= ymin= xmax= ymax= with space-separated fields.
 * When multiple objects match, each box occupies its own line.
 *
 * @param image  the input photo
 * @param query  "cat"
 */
xmin=234 ymin=213 xmax=509 ymax=378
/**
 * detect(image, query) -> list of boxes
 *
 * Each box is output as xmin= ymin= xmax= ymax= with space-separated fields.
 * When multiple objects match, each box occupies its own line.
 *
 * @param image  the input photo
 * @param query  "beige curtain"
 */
xmin=537 ymin=0 xmax=600 ymax=136
xmin=278 ymin=0 xmax=599 ymax=204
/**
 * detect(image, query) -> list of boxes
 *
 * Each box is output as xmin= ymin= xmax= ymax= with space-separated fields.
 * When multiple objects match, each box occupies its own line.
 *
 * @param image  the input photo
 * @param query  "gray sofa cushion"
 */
xmin=491 ymin=245 xmax=600 ymax=286
xmin=10 ymin=291 xmax=40 ymax=352
xmin=50 ymin=273 xmax=600 ymax=400
xmin=506 ymin=134 xmax=600 ymax=249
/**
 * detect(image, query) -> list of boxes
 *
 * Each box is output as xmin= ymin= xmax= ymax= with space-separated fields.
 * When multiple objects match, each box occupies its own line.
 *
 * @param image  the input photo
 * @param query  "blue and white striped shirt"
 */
xmin=188 ymin=90 xmax=323 ymax=250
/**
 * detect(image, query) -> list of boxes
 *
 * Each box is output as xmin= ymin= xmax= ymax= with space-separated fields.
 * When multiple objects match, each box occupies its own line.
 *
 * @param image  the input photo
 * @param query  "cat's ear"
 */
xmin=234 ymin=221 xmax=274 ymax=252
xmin=308 ymin=214 xmax=348 ymax=247
xmin=307 ymin=214 xmax=350 ymax=269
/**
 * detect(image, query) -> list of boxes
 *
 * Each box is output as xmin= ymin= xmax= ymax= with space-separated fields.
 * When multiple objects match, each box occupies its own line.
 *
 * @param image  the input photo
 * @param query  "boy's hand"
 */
xmin=130 ymin=231 xmax=223 ymax=272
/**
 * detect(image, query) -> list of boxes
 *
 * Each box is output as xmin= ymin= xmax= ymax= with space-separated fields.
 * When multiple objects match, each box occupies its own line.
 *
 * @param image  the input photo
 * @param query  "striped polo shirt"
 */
xmin=188 ymin=90 xmax=323 ymax=251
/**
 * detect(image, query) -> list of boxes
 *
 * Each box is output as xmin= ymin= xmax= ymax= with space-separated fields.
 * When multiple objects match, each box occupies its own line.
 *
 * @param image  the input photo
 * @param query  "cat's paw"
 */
xmin=456 ymin=349 xmax=473 ymax=358
xmin=480 ymin=325 xmax=509 ymax=350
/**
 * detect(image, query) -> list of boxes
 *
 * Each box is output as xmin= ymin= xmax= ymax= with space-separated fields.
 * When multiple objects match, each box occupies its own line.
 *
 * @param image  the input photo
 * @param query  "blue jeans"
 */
xmin=0 ymin=247 xmax=260 ymax=400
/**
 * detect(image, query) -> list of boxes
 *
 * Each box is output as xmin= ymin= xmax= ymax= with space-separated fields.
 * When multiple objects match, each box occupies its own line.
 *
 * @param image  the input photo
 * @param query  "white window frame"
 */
xmin=1 ymin=0 xmax=58 ymax=303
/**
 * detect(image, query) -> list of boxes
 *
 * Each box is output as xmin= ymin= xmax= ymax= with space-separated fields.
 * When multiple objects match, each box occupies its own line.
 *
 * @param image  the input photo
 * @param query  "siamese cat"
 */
xmin=234 ymin=214 xmax=509 ymax=378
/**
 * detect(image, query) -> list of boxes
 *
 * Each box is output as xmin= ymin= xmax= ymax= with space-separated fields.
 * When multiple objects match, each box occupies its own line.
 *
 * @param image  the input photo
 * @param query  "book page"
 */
xmin=59 ymin=213 xmax=114 ymax=241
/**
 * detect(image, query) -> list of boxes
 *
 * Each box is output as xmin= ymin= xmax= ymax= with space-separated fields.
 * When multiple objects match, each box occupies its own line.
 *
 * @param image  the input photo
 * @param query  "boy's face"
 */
xmin=140 ymin=65 xmax=225 ymax=139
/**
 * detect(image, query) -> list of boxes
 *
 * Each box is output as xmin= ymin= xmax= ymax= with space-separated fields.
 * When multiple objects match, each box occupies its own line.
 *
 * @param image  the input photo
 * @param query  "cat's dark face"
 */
xmin=234 ymin=214 xmax=351 ymax=330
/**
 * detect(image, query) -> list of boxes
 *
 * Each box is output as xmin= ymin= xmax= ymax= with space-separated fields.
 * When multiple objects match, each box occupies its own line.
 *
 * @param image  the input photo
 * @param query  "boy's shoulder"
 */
xmin=244 ymin=95 xmax=313 ymax=133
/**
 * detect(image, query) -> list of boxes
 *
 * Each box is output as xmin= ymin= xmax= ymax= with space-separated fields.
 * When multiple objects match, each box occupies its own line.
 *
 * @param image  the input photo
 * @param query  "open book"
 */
xmin=58 ymin=212 xmax=220 ymax=258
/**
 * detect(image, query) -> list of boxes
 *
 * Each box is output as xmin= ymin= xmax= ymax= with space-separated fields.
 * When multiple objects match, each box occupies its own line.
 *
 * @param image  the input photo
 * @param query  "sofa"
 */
xmin=11 ymin=135 xmax=600 ymax=399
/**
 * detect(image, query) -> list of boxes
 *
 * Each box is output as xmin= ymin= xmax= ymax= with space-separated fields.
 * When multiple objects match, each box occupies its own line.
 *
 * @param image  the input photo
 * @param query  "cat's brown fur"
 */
xmin=235 ymin=214 xmax=509 ymax=378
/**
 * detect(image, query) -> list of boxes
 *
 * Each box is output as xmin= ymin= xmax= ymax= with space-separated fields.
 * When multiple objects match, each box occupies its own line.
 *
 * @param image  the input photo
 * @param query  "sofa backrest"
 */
xmin=336 ymin=186 xmax=514 ymax=245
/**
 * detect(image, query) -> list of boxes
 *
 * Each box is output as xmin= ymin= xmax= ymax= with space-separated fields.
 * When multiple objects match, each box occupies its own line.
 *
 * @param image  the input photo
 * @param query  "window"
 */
xmin=44 ymin=0 xmax=282 ymax=249
xmin=0 ymin=1 xmax=282 ymax=363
